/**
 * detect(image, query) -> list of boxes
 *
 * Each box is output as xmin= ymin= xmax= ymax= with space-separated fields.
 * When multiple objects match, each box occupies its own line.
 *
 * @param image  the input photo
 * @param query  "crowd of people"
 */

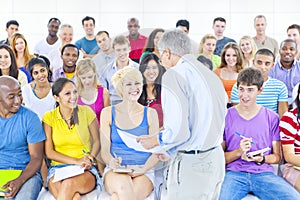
xmin=1 ymin=14 xmax=300 ymax=200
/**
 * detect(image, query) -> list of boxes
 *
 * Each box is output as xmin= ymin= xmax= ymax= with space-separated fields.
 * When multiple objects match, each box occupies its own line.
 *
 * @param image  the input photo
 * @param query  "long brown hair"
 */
xmin=219 ymin=42 xmax=244 ymax=73
xmin=0 ymin=44 xmax=19 ymax=79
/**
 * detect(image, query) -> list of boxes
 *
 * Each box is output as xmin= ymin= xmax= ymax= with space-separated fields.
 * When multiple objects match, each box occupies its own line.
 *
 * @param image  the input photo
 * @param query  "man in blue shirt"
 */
xmin=269 ymin=39 xmax=300 ymax=107
xmin=93 ymin=31 xmax=115 ymax=81
xmin=0 ymin=76 xmax=45 ymax=200
xmin=75 ymin=16 xmax=99 ymax=58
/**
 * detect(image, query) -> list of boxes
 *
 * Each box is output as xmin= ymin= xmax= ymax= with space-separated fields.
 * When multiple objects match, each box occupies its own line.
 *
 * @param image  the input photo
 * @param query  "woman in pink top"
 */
xmin=75 ymin=58 xmax=110 ymax=175
xmin=76 ymin=58 xmax=110 ymax=124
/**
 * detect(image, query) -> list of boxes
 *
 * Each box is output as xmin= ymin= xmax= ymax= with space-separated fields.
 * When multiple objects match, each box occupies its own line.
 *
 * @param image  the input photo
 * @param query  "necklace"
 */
xmin=32 ymin=82 xmax=51 ymax=99
xmin=146 ymin=99 xmax=156 ymax=107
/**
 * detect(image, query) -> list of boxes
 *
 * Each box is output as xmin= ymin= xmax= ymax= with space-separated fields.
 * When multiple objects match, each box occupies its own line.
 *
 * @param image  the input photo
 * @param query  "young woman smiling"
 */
xmin=214 ymin=42 xmax=244 ymax=107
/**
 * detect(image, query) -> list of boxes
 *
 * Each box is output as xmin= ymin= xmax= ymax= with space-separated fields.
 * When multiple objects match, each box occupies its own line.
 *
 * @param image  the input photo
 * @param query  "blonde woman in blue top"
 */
xmin=100 ymin=67 xmax=159 ymax=200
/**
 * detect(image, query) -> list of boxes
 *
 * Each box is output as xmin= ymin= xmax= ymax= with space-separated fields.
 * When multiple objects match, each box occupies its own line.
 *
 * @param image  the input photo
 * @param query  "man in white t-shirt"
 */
xmin=34 ymin=18 xmax=61 ymax=57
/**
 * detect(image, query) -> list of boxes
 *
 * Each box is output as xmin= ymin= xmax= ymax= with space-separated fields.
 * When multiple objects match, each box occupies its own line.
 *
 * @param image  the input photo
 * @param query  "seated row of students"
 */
xmin=41 ymin=68 xmax=161 ymax=199
xmin=40 ymin=38 xmax=299 ymax=199
xmin=1 ymin=37 xmax=300 ymax=199
xmin=1 ymin=43 xmax=164 ymax=199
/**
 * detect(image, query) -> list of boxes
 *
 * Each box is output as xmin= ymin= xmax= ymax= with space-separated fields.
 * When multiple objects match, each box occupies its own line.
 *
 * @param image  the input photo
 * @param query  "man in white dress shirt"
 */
xmin=138 ymin=29 xmax=227 ymax=199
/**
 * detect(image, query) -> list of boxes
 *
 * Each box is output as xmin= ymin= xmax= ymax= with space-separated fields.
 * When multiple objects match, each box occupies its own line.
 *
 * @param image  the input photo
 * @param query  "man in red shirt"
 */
xmin=126 ymin=17 xmax=147 ymax=63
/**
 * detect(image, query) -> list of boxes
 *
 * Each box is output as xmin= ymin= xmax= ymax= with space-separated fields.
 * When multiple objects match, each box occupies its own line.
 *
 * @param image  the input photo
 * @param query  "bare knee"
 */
xmin=73 ymin=192 xmax=81 ymax=200
xmin=105 ymin=174 xmax=134 ymax=197
xmin=61 ymin=178 xmax=77 ymax=191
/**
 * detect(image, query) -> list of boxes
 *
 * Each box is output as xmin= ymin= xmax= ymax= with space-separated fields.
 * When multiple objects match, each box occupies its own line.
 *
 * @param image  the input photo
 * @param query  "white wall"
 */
xmin=1 ymin=0 xmax=299 ymax=52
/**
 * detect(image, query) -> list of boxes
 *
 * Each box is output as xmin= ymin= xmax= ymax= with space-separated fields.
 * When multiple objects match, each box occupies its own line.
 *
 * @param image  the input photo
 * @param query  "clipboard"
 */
xmin=0 ymin=169 xmax=22 ymax=196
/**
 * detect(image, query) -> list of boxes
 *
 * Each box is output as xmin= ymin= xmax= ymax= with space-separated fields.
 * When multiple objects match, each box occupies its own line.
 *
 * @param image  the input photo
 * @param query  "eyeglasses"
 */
xmin=158 ymin=49 xmax=165 ymax=56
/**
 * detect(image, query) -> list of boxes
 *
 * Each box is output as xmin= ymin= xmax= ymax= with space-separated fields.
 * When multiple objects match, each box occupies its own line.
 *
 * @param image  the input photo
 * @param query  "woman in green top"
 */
xmin=197 ymin=34 xmax=221 ymax=70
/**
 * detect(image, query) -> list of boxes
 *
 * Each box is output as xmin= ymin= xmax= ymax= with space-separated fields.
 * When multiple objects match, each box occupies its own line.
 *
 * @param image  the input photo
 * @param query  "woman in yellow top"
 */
xmin=43 ymin=77 xmax=100 ymax=199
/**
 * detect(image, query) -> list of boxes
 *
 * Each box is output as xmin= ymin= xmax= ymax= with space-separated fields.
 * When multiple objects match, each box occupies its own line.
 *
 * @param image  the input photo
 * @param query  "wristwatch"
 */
xmin=255 ymin=155 xmax=265 ymax=165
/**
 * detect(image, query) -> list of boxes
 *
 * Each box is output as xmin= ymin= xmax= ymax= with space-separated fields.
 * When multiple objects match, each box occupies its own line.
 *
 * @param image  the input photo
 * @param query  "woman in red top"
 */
xmin=138 ymin=53 xmax=165 ymax=129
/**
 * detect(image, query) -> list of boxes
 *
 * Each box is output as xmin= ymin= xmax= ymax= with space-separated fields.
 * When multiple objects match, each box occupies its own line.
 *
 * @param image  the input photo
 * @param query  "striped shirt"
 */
xmin=280 ymin=108 xmax=300 ymax=154
xmin=231 ymin=77 xmax=288 ymax=113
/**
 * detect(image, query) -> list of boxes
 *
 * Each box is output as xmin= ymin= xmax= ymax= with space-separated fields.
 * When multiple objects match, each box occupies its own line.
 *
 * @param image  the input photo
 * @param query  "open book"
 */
xmin=52 ymin=165 xmax=84 ymax=183
xmin=0 ymin=169 xmax=22 ymax=196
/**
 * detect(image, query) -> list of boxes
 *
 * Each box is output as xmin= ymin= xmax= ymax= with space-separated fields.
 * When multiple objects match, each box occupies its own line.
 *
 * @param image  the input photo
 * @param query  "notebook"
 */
xmin=113 ymin=167 xmax=134 ymax=174
xmin=52 ymin=165 xmax=84 ymax=183
xmin=0 ymin=169 xmax=22 ymax=196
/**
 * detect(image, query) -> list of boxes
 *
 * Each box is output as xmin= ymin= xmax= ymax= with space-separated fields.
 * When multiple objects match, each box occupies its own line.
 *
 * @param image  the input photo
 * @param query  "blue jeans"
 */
xmin=219 ymin=170 xmax=300 ymax=200
xmin=14 ymin=173 xmax=42 ymax=200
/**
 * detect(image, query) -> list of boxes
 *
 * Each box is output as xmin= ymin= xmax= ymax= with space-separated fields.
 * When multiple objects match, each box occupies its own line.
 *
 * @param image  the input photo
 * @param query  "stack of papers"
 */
xmin=116 ymin=129 xmax=168 ymax=155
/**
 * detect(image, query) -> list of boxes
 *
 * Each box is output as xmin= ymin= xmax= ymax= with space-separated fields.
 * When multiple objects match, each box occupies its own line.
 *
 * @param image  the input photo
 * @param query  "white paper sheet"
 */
xmin=116 ymin=129 xmax=168 ymax=155
xmin=52 ymin=165 xmax=84 ymax=183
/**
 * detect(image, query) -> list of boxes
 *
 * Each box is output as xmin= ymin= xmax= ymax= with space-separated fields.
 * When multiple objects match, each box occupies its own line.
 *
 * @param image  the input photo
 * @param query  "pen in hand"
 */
xmin=235 ymin=131 xmax=255 ymax=144
xmin=82 ymin=149 xmax=93 ymax=163
xmin=112 ymin=152 xmax=121 ymax=168
xmin=113 ymin=152 xmax=118 ymax=159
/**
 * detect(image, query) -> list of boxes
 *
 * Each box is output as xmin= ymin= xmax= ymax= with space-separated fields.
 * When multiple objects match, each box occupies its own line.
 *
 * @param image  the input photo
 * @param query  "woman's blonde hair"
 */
xmin=75 ymin=58 xmax=98 ymax=94
xmin=112 ymin=67 xmax=143 ymax=98
xmin=239 ymin=35 xmax=257 ymax=61
xmin=198 ymin=34 xmax=217 ymax=54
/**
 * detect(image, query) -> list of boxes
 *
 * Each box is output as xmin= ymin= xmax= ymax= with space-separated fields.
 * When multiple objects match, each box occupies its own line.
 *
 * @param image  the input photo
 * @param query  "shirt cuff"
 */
xmin=158 ymin=132 xmax=164 ymax=145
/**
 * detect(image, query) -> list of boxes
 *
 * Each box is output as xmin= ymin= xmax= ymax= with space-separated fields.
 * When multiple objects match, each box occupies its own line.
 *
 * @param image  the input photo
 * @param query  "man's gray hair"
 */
xmin=158 ymin=29 xmax=191 ymax=57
